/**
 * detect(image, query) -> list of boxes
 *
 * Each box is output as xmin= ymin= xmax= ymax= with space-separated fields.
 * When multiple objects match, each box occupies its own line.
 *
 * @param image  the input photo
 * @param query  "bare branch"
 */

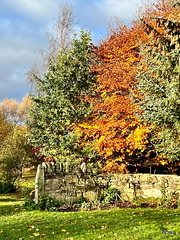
xmin=26 ymin=1 xmax=77 ymax=87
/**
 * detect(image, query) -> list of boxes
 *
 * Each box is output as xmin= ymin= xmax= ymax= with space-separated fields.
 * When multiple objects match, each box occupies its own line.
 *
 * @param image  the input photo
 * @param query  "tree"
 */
xmin=0 ymin=96 xmax=32 ymax=184
xmin=26 ymin=1 xmax=76 ymax=86
xmin=28 ymin=31 xmax=96 ymax=163
xmin=0 ymin=126 xmax=30 ymax=183
xmin=0 ymin=95 xmax=31 ymax=126
xmin=136 ymin=0 xmax=180 ymax=162
xmin=0 ymin=111 xmax=12 ymax=153
xmin=75 ymin=25 xmax=154 ymax=172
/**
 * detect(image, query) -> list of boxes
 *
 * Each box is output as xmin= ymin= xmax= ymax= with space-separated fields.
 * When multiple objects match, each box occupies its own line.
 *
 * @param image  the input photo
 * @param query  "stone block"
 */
xmin=142 ymin=188 xmax=162 ymax=199
xmin=84 ymin=191 xmax=98 ymax=202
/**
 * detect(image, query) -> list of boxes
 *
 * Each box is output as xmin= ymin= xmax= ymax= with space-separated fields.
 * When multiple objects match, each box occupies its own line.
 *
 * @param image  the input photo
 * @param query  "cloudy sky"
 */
xmin=0 ymin=0 xmax=152 ymax=102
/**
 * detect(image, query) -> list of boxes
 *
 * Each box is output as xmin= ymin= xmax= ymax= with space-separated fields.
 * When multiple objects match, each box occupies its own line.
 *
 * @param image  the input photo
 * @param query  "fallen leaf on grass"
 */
xmin=98 ymin=235 xmax=104 ymax=239
xmin=33 ymin=233 xmax=40 ymax=237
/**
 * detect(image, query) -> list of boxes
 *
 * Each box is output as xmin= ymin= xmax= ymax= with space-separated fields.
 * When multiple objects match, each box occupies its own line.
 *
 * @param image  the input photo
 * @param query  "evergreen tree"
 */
xmin=28 ymin=31 xmax=96 ymax=163
xmin=137 ymin=2 xmax=180 ymax=161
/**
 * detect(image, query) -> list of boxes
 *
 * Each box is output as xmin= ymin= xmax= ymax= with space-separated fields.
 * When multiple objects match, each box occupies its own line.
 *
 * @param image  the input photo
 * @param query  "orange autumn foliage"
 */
xmin=75 ymin=0 xmax=179 ymax=172
xmin=75 ymin=25 xmax=154 ymax=172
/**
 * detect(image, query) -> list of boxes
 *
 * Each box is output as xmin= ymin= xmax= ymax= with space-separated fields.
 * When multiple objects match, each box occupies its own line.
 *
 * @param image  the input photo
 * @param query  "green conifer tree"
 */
xmin=137 ymin=4 xmax=180 ymax=161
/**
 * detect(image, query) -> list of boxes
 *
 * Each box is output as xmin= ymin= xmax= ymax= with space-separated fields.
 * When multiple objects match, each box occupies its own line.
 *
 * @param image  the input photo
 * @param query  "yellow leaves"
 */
xmin=97 ymin=135 xmax=105 ymax=143
xmin=18 ymin=95 xmax=31 ymax=120
xmin=73 ymin=17 xmax=159 ymax=172
xmin=0 ymin=94 xmax=31 ymax=124
xmin=78 ymin=123 xmax=98 ymax=130
xmin=103 ymin=161 xmax=126 ymax=173
xmin=0 ymin=98 xmax=19 ymax=117
xmin=33 ymin=233 xmax=40 ymax=237
xmin=100 ymin=91 xmax=107 ymax=98
xmin=114 ymin=157 xmax=123 ymax=162
xmin=160 ymin=160 xmax=167 ymax=166
xmin=126 ymin=125 xmax=150 ymax=154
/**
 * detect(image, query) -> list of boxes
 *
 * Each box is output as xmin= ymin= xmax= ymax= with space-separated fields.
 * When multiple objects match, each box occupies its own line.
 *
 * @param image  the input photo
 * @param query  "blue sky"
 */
xmin=0 ymin=0 xmax=152 ymax=102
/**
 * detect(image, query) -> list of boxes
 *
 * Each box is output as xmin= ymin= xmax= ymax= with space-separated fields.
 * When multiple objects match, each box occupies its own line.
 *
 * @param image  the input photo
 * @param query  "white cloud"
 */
xmin=0 ymin=0 xmax=155 ymax=101
xmin=5 ymin=0 xmax=58 ymax=20
xmin=71 ymin=0 xmax=146 ymax=30
xmin=96 ymin=0 xmax=143 ymax=17
xmin=0 ymin=16 xmax=44 ymax=100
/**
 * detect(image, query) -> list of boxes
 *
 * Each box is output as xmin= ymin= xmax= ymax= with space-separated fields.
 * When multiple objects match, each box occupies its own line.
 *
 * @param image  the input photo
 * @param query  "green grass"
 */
xmin=0 ymin=194 xmax=179 ymax=240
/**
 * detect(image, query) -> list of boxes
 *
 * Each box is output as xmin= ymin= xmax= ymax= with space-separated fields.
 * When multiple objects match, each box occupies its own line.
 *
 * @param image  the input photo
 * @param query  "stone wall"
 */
xmin=35 ymin=162 xmax=180 ymax=204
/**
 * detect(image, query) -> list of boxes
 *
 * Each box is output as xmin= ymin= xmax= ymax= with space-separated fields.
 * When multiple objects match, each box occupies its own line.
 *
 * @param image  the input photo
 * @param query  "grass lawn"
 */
xmin=0 ymin=194 xmax=179 ymax=240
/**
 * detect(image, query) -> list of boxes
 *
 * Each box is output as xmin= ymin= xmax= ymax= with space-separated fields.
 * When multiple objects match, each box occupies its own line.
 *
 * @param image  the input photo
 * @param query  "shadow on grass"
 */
xmin=0 ymin=193 xmax=24 ymax=216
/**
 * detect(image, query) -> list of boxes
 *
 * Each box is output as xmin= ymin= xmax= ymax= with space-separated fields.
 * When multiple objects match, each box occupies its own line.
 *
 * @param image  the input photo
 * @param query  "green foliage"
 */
xmin=80 ymin=201 xmax=91 ymax=210
xmin=0 ymin=126 xmax=31 ymax=184
xmin=38 ymin=194 xmax=62 ymax=211
xmin=23 ymin=194 xmax=62 ymax=211
xmin=0 ymin=182 xmax=16 ymax=194
xmin=103 ymin=188 xmax=120 ymax=204
xmin=73 ymin=196 xmax=87 ymax=207
xmin=22 ymin=199 xmax=39 ymax=211
xmin=28 ymin=31 xmax=96 ymax=163
xmin=0 ymin=111 xmax=12 ymax=146
xmin=137 ymin=16 xmax=180 ymax=161
xmin=0 ymin=97 xmax=34 ymax=186
xmin=159 ymin=188 xmax=179 ymax=209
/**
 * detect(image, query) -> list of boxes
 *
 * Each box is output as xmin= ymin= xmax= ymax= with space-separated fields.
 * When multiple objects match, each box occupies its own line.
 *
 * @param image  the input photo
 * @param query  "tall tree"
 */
xmin=0 ymin=95 xmax=31 ymax=126
xmin=26 ymin=1 xmax=76 ymax=86
xmin=136 ymin=0 xmax=180 ymax=162
xmin=0 ymin=96 xmax=32 ymax=183
xmin=75 ymin=25 xmax=154 ymax=172
xmin=28 ymin=31 xmax=96 ymax=163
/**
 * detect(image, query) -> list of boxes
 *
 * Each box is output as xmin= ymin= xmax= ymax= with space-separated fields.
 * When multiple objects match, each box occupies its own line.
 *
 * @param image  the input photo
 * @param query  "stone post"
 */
xmin=35 ymin=164 xmax=45 ymax=203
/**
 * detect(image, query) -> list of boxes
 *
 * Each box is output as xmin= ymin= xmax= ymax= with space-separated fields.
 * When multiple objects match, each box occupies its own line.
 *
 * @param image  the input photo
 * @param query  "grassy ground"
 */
xmin=0 ymin=193 xmax=179 ymax=240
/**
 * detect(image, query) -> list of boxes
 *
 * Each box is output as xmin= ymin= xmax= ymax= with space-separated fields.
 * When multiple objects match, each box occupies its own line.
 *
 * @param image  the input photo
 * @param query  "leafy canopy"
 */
xmin=28 ymin=31 xmax=96 ymax=163
xmin=137 ymin=0 xmax=180 ymax=162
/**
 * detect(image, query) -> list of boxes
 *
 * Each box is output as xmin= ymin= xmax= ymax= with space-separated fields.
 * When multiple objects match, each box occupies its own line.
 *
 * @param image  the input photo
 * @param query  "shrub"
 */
xmin=22 ymin=199 xmax=39 ymax=211
xmin=0 ymin=181 xmax=16 ymax=194
xmin=73 ymin=196 xmax=87 ymax=207
xmin=38 ymin=194 xmax=62 ymax=211
xmin=103 ymin=188 xmax=120 ymax=205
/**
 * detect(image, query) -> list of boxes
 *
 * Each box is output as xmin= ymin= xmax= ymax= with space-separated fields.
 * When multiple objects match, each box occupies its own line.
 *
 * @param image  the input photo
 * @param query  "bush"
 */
xmin=0 ymin=181 xmax=16 ymax=194
xmin=73 ymin=196 xmax=87 ymax=207
xmin=22 ymin=199 xmax=39 ymax=211
xmin=23 ymin=195 xmax=62 ymax=211
xmin=103 ymin=188 xmax=120 ymax=205
xmin=38 ymin=194 xmax=62 ymax=211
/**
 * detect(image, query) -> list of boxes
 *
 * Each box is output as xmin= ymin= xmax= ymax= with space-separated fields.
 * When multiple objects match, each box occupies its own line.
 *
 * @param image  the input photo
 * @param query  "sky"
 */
xmin=0 ymin=0 xmax=153 ymax=102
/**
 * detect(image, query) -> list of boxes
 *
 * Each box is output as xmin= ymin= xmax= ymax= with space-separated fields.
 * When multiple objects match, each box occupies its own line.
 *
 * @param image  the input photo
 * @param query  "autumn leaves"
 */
xmin=28 ymin=0 xmax=179 ymax=173
xmin=74 ymin=0 xmax=180 ymax=172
